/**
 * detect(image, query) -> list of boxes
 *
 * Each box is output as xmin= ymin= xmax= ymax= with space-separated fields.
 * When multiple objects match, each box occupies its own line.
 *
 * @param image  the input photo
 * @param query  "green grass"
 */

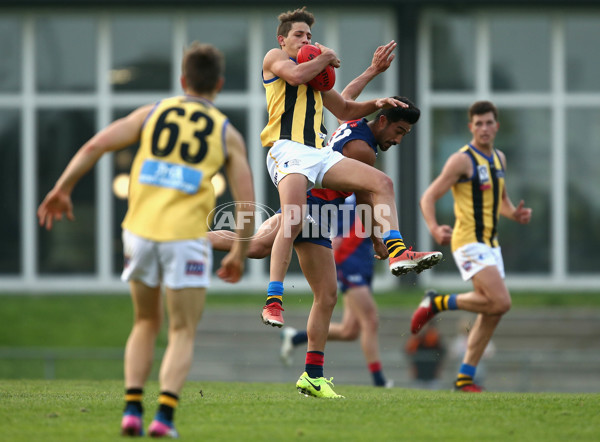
xmin=0 ymin=379 xmax=597 ymax=441
xmin=1 ymin=291 xmax=600 ymax=380
xmin=2 ymin=291 xmax=600 ymax=348
xmin=2 ymin=293 xmax=599 ymax=440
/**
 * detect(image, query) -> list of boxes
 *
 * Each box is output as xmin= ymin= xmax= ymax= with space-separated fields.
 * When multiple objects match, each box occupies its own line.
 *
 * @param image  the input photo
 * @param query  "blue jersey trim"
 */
xmin=141 ymin=100 xmax=162 ymax=130
xmin=221 ymin=119 xmax=229 ymax=159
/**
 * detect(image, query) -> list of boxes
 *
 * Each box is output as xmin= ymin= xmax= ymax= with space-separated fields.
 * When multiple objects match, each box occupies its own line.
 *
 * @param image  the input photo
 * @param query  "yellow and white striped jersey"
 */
xmin=122 ymin=95 xmax=228 ymax=241
xmin=451 ymin=144 xmax=505 ymax=251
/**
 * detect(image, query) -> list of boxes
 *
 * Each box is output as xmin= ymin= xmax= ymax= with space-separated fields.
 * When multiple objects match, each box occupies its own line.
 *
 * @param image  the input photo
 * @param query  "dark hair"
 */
xmin=276 ymin=6 xmax=315 ymax=38
xmin=181 ymin=42 xmax=224 ymax=94
xmin=376 ymin=96 xmax=420 ymax=124
xmin=468 ymin=100 xmax=498 ymax=121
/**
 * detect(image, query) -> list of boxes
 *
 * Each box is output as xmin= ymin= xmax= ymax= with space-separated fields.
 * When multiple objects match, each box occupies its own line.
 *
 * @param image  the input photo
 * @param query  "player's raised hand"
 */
xmin=37 ymin=189 xmax=74 ymax=230
xmin=513 ymin=200 xmax=532 ymax=224
xmin=371 ymin=40 xmax=396 ymax=74
xmin=375 ymin=96 xmax=408 ymax=109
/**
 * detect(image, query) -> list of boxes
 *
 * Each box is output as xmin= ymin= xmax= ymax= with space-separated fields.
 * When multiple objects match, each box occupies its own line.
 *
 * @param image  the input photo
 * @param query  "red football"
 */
xmin=296 ymin=44 xmax=336 ymax=92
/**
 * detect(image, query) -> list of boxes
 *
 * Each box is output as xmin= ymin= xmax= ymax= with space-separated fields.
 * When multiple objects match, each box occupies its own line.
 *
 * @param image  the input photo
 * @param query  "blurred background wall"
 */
xmin=1 ymin=0 xmax=599 ymax=293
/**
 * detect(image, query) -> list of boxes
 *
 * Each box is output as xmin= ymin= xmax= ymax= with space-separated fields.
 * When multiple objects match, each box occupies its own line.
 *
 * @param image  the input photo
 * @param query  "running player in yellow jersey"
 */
xmin=37 ymin=42 xmax=255 ymax=436
xmin=260 ymin=7 xmax=441 ymax=396
xmin=411 ymin=101 xmax=532 ymax=392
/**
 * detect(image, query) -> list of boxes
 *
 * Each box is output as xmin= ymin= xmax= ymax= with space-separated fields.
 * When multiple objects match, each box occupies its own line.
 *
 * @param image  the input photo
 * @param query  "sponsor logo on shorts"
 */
xmin=185 ymin=261 xmax=205 ymax=275
xmin=348 ymin=274 xmax=363 ymax=283
xmin=462 ymin=261 xmax=472 ymax=272
xmin=123 ymin=256 xmax=130 ymax=268
xmin=283 ymin=159 xmax=301 ymax=168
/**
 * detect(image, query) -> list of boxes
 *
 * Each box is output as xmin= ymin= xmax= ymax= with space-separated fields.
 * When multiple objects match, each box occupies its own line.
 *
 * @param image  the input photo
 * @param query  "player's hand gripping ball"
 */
xmin=296 ymin=44 xmax=336 ymax=92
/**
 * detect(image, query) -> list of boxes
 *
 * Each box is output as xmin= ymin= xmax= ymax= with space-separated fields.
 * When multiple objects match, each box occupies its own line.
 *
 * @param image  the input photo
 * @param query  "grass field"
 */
xmin=2 ymin=291 xmax=600 ymax=380
xmin=2 ymin=292 xmax=600 ymax=440
xmin=1 ymin=379 xmax=598 ymax=441
xmin=3 ymin=290 xmax=600 ymax=348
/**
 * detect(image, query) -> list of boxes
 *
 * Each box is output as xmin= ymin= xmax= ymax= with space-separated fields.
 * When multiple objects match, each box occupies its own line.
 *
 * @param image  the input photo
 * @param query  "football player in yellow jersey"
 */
xmin=411 ymin=101 xmax=532 ymax=392
xmin=37 ymin=42 xmax=255 ymax=436
xmin=260 ymin=7 xmax=442 ymax=396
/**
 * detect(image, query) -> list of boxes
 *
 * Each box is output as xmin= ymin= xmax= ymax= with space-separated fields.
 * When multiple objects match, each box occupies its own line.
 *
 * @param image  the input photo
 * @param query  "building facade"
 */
xmin=1 ymin=0 xmax=599 ymax=292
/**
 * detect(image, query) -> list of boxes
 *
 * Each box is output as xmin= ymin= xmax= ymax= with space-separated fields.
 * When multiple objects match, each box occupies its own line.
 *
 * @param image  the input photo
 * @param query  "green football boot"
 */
xmin=296 ymin=372 xmax=344 ymax=399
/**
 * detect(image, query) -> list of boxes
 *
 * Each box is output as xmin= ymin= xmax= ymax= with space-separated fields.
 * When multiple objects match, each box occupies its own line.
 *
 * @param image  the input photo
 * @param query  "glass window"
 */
xmin=430 ymin=108 xmax=470 ymax=274
xmin=494 ymin=108 xmax=551 ymax=273
xmin=111 ymin=16 xmax=172 ymax=92
xmin=35 ymin=16 xmax=96 ymax=92
xmin=206 ymin=107 xmax=250 ymax=275
xmin=0 ymin=110 xmax=21 ymax=274
xmin=111 ymin=109 xmax=138 ymax=275
xmin=187 ymin=15 xmax=248 ymax=91
xmin=566 ymin=16 xmax=600 ymax=92
xmin=567 ymin=108 xmax=600 ymax=273
xmin=0 ymin=17 xmax=22 ymax=92
xmin=261 ymin=13 xmax=279 ymax=54
xmin=490 ymin=16 xmax=551 ymax=92
xmin=430 ymin=107 xmax=551 ymax=274
xmin=338 ymin=13 xmax=387 ymax=93
xmin=430 ymin=13 xmax=475 ymax=91
xmin=37 ymin=109 xmax=96 ymax=274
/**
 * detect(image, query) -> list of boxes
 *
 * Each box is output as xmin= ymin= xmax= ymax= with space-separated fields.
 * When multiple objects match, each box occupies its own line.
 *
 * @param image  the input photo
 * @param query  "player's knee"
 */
xmin=343 ymin=328 xmax=360 ymax=340
xmin=366 ymin=316 xmax=379 ymax=333
xmin=168 ymin=320 xmax=197 ymax=337
xmin=282 ymin=218 xmax=303 ymax=239
xmin=375 ymin=173 xmax=394 ymax=195
xmin=490 ymin=296 xmax=511 ymax=315
xmin=135 ymin=314 xmax=162 ymax=334
xmin=497 ymin=297 xmax=511 ymax=315
xmin=323 ymin=291 xmax=338 ymax=310
xmin=357 ymin=309 xmax=378 ymax=331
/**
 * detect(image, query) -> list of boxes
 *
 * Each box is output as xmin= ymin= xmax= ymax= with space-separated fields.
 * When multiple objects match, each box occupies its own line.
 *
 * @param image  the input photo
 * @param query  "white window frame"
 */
xmin=417 ymin=8 xmax=600 ymax=291
xmin=0 ymin=7 xmax=398 ymax=293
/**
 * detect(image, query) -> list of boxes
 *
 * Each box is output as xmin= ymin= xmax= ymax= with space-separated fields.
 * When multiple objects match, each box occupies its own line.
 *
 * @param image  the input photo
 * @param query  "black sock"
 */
xmin=157 ymin=391 xmax=179 ymax=422
xmin=124 ymin=388 xmax=143 ymax=414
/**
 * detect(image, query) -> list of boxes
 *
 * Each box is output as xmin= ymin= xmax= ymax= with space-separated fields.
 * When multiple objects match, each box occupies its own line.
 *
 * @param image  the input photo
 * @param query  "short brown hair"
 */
xmin=276 ymin=6 xmax=315 ymax=38
xmin=182 ymin=42 xmax=224 ymax=94
xmin=468 ymin=100 xmax=498 ymax=121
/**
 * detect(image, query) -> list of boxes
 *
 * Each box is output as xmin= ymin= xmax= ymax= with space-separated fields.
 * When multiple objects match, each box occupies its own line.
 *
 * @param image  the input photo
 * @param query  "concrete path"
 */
xmin=189 ymin=306 xmax=600 ymax=393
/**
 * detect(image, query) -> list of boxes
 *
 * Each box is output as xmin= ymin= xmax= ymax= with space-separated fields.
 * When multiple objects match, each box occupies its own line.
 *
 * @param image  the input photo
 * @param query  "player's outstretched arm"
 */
xmin=340 ymin=40 xmax=396 ymax=102
xmin=420 ymin=153 xmax=469 ymax=246
xmin=37 ymin=105 xmax=151 ymax=230
xmin=323 ymin=91 xmax=405 ymax=123
xmin=216 ymin=124 xmax=256 ymax=283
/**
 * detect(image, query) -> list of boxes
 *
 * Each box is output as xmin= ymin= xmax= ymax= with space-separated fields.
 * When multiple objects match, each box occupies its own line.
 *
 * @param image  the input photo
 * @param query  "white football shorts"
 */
xmin=121 ymin=229 xmax=212 ymax=289
xmin=266 ymin=139 xmax=345 ymax=190
xmin=452 ymin=242 xmax=505 ymax=281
